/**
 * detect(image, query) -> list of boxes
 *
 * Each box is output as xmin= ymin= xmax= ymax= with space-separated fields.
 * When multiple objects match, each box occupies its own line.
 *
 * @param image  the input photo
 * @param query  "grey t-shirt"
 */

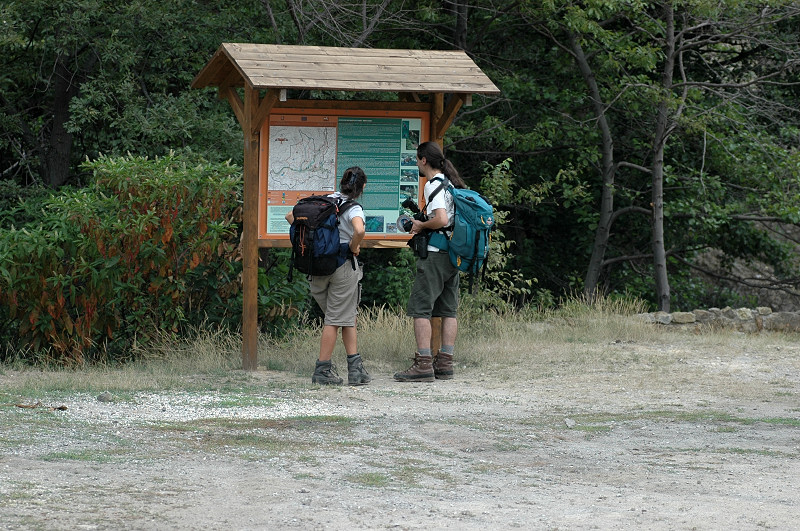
xmin=328 ymin=191 xmax=364 ymax=243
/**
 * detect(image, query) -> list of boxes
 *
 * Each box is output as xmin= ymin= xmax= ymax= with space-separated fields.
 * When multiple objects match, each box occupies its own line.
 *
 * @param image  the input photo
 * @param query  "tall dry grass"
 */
xmin=0 ymin=327 xmax=243 ymax=394
xmin=256 ymin=293 xmax=676 ymax=378
xmin=3 ymin=294 xmax=799 ymax=393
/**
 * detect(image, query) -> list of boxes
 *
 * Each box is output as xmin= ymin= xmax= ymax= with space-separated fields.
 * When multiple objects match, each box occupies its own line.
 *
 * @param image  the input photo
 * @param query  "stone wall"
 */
xmin=637 ymin=307 xmax=800 ymax=333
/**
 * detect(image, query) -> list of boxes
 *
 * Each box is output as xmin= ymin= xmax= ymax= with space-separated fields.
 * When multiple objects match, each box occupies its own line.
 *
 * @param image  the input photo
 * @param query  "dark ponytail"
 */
xmin=416 ymin=141 xmax=465 ymax=188
xmin=340 ymin=166 xmax=367 ymax=199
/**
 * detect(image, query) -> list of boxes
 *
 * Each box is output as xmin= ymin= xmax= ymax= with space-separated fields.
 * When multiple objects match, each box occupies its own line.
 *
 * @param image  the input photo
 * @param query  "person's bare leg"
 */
xmin=341 ymin=325 xmax=357 ymax=355
xmin=414 ymin=317 xmax=432 ymax=352
xmin=441 ymin=317 xmax=457 ymax=347
xmin=312 ymin=325 xmax=343 ymax=384
xmin=318 ymin=325 xmax=339 ymax=361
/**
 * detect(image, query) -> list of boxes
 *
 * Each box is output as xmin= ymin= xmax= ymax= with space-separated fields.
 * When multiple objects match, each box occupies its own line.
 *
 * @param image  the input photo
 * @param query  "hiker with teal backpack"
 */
xmin=395 ymin=142 xmax=465 ymax=383
xmin=285 ymin=166 xmax=371 ymax=386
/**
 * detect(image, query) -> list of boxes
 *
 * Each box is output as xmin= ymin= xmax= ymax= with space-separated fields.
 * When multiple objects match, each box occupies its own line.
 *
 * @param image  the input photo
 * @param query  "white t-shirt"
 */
xmin=328 ymin=191 xmax=364 ymax=243
xmin=423 ymin=173 xmax=454 ymax=251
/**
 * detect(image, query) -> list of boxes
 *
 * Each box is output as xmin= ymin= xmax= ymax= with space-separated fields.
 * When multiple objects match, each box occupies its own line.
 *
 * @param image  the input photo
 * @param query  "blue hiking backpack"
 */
xmin=427 ymin=178 xmax=494 ymax=288
xmin=288 ymin=195 xmax=357 ymax=281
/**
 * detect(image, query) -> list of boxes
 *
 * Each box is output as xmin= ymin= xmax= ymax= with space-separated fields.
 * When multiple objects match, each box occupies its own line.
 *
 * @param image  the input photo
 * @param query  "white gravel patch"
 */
xmin=59 ymin=390 xmax=369 ymax=426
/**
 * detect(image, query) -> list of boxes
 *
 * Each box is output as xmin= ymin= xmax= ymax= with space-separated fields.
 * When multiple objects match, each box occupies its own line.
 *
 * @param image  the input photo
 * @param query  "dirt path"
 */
xmin=1 ymin=337 xmax=799 ymax=530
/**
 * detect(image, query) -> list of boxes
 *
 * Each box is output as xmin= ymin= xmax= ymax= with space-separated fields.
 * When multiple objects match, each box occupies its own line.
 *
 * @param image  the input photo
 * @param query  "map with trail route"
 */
xmin=268 ymin=125 xmax=336 ymax=191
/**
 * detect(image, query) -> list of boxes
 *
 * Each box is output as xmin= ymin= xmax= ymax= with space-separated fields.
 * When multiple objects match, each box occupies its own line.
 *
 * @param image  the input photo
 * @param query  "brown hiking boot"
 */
xmin=394 ymin=353 xmax=434 ymax=382
xmin=433 ymin=351 xmax=454 ymax=380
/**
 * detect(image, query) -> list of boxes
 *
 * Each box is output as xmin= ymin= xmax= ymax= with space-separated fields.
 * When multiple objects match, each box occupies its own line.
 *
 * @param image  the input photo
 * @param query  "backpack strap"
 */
xmin=427 ymin=177 xmax=456 ymax=250
xmin=467 ymin=227 xmax=483 ymax=292
xmin=335 ymin=197 xmax=360 ymax=270
xmin=288 ymin=246 xmax=296 ymax=282
xmin=426 ymin=177 xmax=448 ymax=207
xmin=337 ymin=198 xmax=357 ymax=214
xmin=421 ymin=177 xmax=449 ymax=250
xmin=335 ymin=197 xmax=361 ymax=226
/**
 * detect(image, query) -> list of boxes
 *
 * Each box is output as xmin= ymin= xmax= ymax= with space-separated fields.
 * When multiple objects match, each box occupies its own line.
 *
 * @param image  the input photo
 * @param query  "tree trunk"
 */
xmin=42 ymin=49 xmax=98 ymax=188
xmin=42 ymin=58 xmax=78 ymax=188
xmin=452 ymin=1 xmax=468 ymax=50
xmin=651 ymin=5 xmax=676 ymax=312
xmin=651 ymin=121 xmax=670 ymax=312
xmin=569 ymin=34 xmax=616 ymax=301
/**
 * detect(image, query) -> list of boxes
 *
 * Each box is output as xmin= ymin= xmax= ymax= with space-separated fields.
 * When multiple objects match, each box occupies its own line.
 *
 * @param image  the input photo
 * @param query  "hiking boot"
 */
xmin=312 ymin=360 xmax=343 ymax=385
xmin=394 ymin=353 xmax=434 ymax=382
xmin=347 ymin=354 xmax=372 ymax=386
xmin=433 ymin=351 xmax=454 ymax=380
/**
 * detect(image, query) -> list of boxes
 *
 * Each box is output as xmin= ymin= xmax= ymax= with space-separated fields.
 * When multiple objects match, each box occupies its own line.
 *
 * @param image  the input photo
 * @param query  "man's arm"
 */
xmin=410 ymin=208 xmax=447 ymax=233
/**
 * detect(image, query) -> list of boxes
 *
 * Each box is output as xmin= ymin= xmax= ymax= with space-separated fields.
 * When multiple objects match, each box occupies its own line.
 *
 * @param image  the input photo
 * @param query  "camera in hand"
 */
xmin=396 ymin=197 xmax=424 ymax=234
xmin=397 ymin=197 xmax=429 ymax=258
xmin=398 ymin=215 xmax=414 ymax=233
xmin=401 ymin=197 xmax=420 ymax=214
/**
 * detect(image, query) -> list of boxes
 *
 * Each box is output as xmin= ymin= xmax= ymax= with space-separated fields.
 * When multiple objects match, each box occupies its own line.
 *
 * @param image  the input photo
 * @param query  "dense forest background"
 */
xmin=2 ymin=0 xmax=800 ymax=362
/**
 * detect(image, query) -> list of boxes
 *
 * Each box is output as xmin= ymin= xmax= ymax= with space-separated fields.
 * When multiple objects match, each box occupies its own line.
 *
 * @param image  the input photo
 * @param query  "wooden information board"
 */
xmin=258 ymin=108 xmax=429 ymax=244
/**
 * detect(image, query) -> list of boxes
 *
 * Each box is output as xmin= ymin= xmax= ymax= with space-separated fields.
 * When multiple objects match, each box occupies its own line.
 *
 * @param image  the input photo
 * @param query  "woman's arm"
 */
xmin=349 ymin=216 xmax=366 ymax=256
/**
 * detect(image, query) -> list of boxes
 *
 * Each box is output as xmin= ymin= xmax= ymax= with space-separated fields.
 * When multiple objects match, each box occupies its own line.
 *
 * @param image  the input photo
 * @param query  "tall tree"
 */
xmin=518 ymin=0 xmax=800 ymax=310
xmin=0 ymin=0 xmax=273 ymax=187
xmin=4 ymin=0 xmax=800 ymax=311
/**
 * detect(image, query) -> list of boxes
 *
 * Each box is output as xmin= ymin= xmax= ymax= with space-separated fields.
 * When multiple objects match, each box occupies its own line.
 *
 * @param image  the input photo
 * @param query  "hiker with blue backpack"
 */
xmin=285 ymin=166 xmax=371 ymax=386
xmin=394 ymin=142 xmax=466 ymax=382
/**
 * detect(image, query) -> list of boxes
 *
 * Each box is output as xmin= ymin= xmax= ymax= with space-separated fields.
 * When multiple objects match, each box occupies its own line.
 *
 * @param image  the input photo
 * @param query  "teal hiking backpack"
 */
xmin=428 ymin=178 xmax=494 ymax=288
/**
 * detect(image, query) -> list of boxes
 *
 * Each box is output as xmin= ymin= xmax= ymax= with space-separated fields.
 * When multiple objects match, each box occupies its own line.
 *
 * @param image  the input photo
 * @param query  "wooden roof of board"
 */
xmin=191 ymin=43 xmax=500 ymax=95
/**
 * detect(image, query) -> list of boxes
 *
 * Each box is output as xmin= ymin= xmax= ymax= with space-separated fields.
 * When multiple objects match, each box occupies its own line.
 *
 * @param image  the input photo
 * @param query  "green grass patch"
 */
xmin=493 ymin=439 xmax=527 ymax=451
xmin=146 ymin=414 xmax=358 ymax=459
xmin=345 ymin=472 xmax=392 ymax=488
xmin=573 ymin=424 xmax=613 ymax=436
xmin=200 ymin=396 xmax=277 ymax=408
xmin=358 ymin=457 xmax=457 ymax=489
xmin=760 ymin=417 xmax=800 ymax=427
xmin=714 ymin=447 xmax=793 ymax=458
xmin=0 ymin=481 xmax=40 ymax=502
xmin=40 ymin=449 xmax=122 ymax=463
xmin=518 ymin=410 xmax=799 ymax=432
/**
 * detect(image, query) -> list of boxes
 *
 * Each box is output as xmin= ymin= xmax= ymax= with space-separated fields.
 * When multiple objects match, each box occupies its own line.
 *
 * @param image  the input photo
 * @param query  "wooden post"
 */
xmin=238 ymin=87 xmax=279 ymax=371
xmin=241 ymin=87 xmax=260 ymax=371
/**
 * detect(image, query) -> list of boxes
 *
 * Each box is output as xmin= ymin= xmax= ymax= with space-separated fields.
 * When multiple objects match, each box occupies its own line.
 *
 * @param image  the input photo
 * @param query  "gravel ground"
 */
xmin=1 ymin=334 xmax=799 ymax=530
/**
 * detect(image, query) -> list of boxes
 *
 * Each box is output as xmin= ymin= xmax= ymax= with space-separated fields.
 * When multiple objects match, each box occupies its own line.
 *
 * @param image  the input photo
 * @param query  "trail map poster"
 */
xmin=260 ymin=109 xmax=427 ymax=240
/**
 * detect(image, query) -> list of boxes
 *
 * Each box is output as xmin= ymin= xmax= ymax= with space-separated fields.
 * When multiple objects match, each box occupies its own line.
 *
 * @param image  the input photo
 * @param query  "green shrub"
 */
xmin=255 ymin=248 xmax=312 ymax=335
xmin=0 ymin=180 xmax=51 ymax=228
xmin=0 ymin=153 xmax=307 ymax=364
xmin=360 ymin=248 xmax=415 ymax=309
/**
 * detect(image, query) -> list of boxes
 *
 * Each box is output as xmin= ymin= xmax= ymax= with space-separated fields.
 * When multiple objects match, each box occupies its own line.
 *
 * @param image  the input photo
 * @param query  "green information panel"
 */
xmin=263 ymin=111 xmax=424 ymax=238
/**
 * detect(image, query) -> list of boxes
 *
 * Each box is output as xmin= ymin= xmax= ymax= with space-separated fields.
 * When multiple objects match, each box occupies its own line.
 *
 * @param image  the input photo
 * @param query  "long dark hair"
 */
xmin=416 ymin=141 xmax=465 ymax=189
xmin=340 ymin=166 xmax=367 ymax=199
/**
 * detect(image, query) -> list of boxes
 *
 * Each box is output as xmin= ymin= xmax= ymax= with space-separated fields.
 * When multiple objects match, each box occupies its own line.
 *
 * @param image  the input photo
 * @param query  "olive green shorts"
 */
xmin=310 ymin=260 xmax=363 ymax=327
xmin=406 ymin=251 xmax=460 ymax=319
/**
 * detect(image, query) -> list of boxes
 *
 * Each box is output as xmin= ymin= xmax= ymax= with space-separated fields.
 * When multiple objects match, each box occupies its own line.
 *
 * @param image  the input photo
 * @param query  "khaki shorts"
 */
xmin=310 ymin=259 xmax=363 ymax=327
xmin=406 ymin=251 xmax=460 ymax=319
